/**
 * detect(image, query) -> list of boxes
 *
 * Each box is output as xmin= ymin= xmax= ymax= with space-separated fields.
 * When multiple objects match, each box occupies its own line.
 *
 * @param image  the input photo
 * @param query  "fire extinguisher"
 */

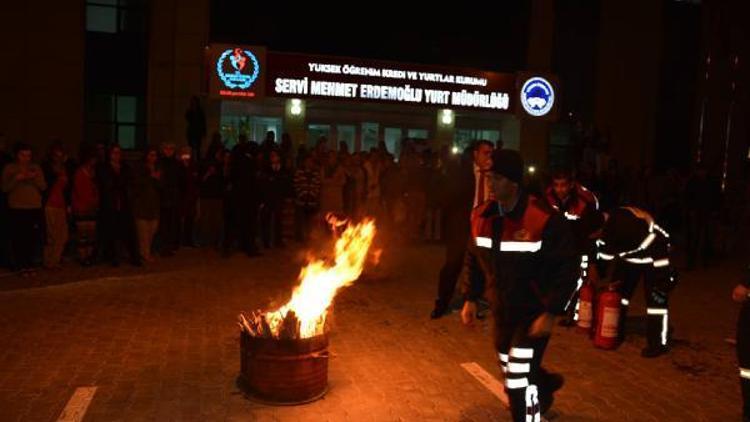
xmin=593 ymin=284 xmax=622 ymax=350
xmin=577 ymin=282 xmax=594 ymax=334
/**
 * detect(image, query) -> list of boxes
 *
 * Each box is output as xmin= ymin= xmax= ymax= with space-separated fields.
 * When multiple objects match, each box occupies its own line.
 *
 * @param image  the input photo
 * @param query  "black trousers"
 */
xmin=99 ymin=209 xmax=139 ymax=263
xmin=494 ymin=306 xmax=550 ymax=422
xmin=294 ymin=206 xmax=317 ymax=243
xmin=8 ymin=208 xmax=42 ymax=270
xmin=158 ymin=206 xmax=180 ymax=254
xmin=435 ymin=234 xmax=469 ymax=309
xmin=616 ymin=264 xmax=671 ymax=348
xmin=181 ymin=209 xmax=196 ymax=246
xmin=260 ymin=203 xmax=284 ymax=248
xmin=0 ymin=204 xmax=11 ymax=268
xmin=224 ymin=199 xmax=259 ymax=253
xmin=738 ymin=300 xmax=750 ymax=420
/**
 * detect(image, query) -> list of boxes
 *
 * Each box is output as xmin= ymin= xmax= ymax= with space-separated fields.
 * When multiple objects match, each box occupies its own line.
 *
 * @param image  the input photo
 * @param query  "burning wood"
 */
xmin=239 ymin=310 xmax=304 ymax=339
xmin=239 ymin=218 xmax=377 ymax=340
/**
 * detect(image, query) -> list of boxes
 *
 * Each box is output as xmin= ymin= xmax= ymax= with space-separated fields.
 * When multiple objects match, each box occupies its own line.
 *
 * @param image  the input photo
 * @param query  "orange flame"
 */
xmin=265 ymin=219 xmax=376 ymax=338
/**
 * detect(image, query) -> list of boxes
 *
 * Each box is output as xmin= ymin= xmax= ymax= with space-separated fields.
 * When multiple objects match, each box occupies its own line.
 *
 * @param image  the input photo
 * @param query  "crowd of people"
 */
xmin=0 ymin=130 xmax=461 ymax=277
xmin=0 ymin=128 xmax=740 ymax=279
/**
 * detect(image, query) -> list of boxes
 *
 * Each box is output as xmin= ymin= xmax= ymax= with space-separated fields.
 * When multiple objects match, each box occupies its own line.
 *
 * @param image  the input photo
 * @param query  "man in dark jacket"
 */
xmin=260 ymin=149 xmax=291 ymax=248
xmin=545 ymin=169 xmax=600 ymax=326
xmin=157 ymin=143 xmax=181 ymax=257
xmin=98 ymin=145 xmax=140 ymax=266
xmin=431 ymin=140 xmax=493 ymax=319
xmin=461 ymin=149 xmax=578 ymax=421
xmin=224 ymin=135 xmax=261 ymax=257
xmin=593 ymin=206 xmax=676 ymax=358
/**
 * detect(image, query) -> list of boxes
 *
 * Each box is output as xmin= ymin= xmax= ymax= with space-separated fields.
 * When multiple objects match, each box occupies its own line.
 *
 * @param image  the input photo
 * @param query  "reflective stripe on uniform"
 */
xmin=525 ymin=384 xmax=540 ymax=422
xmin=510 ymin=347 xmax=534 ymax=359
xmin=505 ymin=377 xmax=529 ymax=389
xmin=507 ymin=362 xmax=531 ymax=374
xmin=500 ymin=241 xmax=542 ymax=253
xmin=499 ymin=353 xmax=509 ymax=363
xmin=653 ymin=258 xmax=670 ymax=268
xmin=475 ymin=236 xmax=492 ymax=248
xmin=647 ymin=308 xmax=668 ymax=345
xmin=740 ymin=368 xmax=750 ymax=380
xmin=621 ymin=298 xmax=630 ymax=306
xmin=653 ymin=224 xmax=670 ymax=238
xmin=565 ymin=277 xmax=584 ymax=310
xmin=564 ymin=212 xmax=580 ymax=221
xmin=624 ymin=257 xmax=654 ymax=265
xmin=619 ymin=233 xmax=657 ymax=258
xmin=598 ymin=252 xmax=615 ymax=260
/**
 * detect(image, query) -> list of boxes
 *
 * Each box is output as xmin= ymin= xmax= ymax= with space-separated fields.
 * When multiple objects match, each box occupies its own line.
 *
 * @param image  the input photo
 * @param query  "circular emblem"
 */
xmin=520 ymin=77 xmax=555 ymax=117
xmin=216 ymin=48 xmax=260 ymax=90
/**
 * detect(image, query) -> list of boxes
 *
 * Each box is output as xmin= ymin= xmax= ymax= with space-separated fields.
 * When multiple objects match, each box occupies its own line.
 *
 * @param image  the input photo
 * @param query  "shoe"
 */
xmin=641 ymin=345 xmax=669 ymax=358
xmin=430 ymin=304 xmax=448 ymax=320
xmin=429 ymin=308 xmax=445 ymax=319
xmin=246 ymin=249 xmax=262 ymax=258
xmin=538 ymin=370 xmax=564 ymax=415
xmin=540 ymin=391 xmax=555 ymax=416
xmin=539 ymin=370 xmax=565 ymax=394
xmin=131 ymin=259 xmax=143 ymax=267
xmin=111 ymin=260 xmax=120 ymax=268
xmin=161 ymin=251 xmax=175 ymax=258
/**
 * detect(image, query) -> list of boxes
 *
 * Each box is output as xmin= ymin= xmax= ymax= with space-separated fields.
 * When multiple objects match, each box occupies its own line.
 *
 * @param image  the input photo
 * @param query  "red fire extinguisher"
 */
xmin=593 ymin=285 xmax=622 ymax=349
xmin=577 ymin=282 xmax=594 ymax=334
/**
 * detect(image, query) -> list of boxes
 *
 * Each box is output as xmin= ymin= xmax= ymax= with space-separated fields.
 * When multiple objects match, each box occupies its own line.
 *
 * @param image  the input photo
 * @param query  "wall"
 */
xmin=593 ymin=1 xmax=663 ymax=170
xmin=147 ymin=0 xmax=210 ymax=152
xmin=0 ymin=2 xmax=85 ymax=155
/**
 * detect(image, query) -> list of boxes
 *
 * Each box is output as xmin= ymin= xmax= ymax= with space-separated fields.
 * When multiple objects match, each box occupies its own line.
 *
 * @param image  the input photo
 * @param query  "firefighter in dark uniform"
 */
xmin=733 ymin=266 xmax=750 ymax=421
xmin=544 ymin=170 xmax=600 ymax=326
xmin=461 ymin=150 xmax=578 ymax=421
xmin=592 ymin=206 xmax=677 ymax=358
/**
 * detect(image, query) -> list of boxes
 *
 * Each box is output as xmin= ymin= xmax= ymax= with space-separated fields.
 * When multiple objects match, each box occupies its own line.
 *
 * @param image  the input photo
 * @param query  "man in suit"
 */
xmin=431 ymin=140 xmax=493 ymax=319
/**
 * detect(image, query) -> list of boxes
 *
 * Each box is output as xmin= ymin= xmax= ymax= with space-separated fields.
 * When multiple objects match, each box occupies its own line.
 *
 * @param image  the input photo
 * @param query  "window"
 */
xmin=308 ymin=125 xmax=331 ymax=147
xmin=361 ymin=122 xmax=379 ymax=152
xmin=218 ymin=115 xmax=281 ymax=148
xmin=86 ymin=93 xmax=144 ymax=150
xmin=336 ymin=125 xmax=356 ymax=153
xmin=407 ymin=129 xmax=429 ymax=140
xmin=453 ymin=129 xmax=501 ymax=152
xmin=86 ymin=0 xmax=146 ymax=33
xmin=384 ymin=127 xmax=403 ymax=157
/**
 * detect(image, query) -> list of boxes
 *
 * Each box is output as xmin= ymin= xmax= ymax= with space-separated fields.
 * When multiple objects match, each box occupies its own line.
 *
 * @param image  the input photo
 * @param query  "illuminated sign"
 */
xmin=206 ymin=45 xmax=563 ymax=118
xmin=208 ymin=45 xmax=266 ymax=99
xmin=520 ymin=76 xmax=555 ymax=117
xmin=264 ymin=52 xmax=516 ymax=112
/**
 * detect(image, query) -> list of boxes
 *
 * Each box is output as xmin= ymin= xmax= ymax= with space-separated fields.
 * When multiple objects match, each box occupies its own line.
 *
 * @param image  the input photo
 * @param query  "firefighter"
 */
xmin=461 ymin=149 xmax=578 ymax=421
xmin=733 ymin=266 xmax=750 ymax=421
xmin=545 ymin=170 xmax=600 ymax=326
xmin=591 ymin=206 xmax=677 ymax=358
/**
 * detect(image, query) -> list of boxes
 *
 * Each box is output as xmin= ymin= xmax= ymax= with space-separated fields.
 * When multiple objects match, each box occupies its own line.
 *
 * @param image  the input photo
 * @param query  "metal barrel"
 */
xmin=240 ymin=332 xmax=329 ymax=405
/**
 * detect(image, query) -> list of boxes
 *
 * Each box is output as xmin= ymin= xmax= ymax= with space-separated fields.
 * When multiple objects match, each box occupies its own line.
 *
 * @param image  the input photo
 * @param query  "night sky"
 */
xmin=209 ymin=2 xmax=531 ymax=72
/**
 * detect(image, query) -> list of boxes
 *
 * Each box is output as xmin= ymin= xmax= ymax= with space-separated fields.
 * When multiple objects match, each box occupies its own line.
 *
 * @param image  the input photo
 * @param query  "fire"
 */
xmin=243 ymin=218 xmax=376 ymax=339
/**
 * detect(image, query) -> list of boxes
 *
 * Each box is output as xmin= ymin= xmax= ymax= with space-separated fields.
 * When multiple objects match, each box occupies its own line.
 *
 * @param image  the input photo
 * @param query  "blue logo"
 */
xmin=520 ymin=77 xmax=554 ymax=117
xmin=216 ymin=48 xmax=260 ymax=90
